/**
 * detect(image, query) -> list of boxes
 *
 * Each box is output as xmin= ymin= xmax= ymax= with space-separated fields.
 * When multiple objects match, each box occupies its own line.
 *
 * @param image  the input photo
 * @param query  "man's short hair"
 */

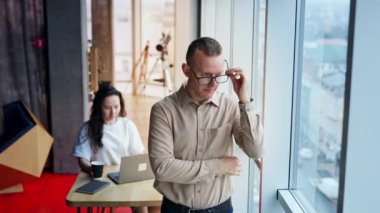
xmin=186 ymin=37 xmax=222 ymax=66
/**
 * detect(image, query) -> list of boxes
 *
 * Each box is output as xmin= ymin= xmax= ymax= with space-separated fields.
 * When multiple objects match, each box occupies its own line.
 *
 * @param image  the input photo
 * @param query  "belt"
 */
xmin=162 ymin=197 xmax=233 ymax=213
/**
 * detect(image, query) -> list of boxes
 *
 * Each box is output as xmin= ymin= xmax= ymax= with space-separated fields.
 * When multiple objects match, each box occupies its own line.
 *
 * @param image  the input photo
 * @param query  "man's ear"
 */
xmin=182 ymin=63 xmax=191 ymax=77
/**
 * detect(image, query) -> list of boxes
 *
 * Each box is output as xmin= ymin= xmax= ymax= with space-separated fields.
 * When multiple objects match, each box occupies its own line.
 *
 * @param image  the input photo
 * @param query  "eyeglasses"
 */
xmin=188 ymin=60 xmax=230 ymax=85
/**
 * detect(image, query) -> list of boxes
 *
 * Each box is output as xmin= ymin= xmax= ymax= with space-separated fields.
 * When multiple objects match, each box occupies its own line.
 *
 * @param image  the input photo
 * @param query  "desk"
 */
xmin=66 ymin=165 xmax=162 ymax=210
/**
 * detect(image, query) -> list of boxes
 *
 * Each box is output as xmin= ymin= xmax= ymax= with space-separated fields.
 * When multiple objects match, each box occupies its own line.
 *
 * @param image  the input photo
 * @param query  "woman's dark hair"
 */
xmin=88 ymin=84 xmax=126 ymax=150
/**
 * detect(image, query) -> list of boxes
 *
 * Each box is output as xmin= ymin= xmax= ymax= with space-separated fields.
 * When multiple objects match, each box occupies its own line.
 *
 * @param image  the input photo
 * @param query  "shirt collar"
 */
xmin=177 ymin=81 xmax=221 ymax=108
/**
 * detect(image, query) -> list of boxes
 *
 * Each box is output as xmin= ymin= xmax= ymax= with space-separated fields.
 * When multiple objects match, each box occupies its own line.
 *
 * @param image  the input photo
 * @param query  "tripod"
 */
xmin=131 ymin=41 xmax=150 ymax=95
xmin=132 ymin=40 xmax=173 ymax=96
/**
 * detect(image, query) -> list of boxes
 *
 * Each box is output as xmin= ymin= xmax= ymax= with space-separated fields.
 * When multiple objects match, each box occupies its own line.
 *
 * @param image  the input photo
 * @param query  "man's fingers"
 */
xmin=232 ymin=159 xmax=242 ymax=175
xmin=219 ymin=156 xmax=243 ymax=176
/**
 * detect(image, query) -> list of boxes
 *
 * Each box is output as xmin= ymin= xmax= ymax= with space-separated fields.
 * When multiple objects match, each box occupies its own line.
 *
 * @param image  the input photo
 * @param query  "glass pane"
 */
xmin=140 ymin=0 xmax=175 ymax=97
xmin=249 ymin=0 xmax=266 ymax=212
xmin=291 ymin=0 xmax=350 ymax=212
xmin=86 ymin=0 xmax=92 ymax=42
xmin=113 ymin=0 xmax=133 ymax=88
xmin=252 ymin=0 xmax=266 ymax=114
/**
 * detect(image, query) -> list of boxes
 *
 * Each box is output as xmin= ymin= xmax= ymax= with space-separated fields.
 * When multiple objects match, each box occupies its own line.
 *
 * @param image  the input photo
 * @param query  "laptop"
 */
xmin=107 ymin=154 xmax=155 ymax=184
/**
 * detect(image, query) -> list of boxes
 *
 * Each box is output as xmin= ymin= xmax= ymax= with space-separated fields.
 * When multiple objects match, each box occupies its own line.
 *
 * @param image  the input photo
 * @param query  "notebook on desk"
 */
xmin=107 ymin=154 xmax=155 ymax=184
xmin=75 ymin=180 xmax=110 ymax=194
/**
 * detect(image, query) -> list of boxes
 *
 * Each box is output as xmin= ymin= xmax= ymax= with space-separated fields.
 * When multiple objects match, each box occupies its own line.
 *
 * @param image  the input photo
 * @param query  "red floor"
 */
xmin=0 ymin=172 xmax=132 ymax=213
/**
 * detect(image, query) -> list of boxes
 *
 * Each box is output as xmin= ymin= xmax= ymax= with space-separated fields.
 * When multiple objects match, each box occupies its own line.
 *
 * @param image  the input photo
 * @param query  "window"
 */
xmin=249 ymin=0 xmax=267 ymax=212
xmin=140 ymin=0 xmax=175 ymax=97
xmin=112 ymin=0 xmax=175 ymax=96
xmin=113 ymin=0 xmax=133 ymax=90
xmin=290 ymin=0 xmax=351 ymax=212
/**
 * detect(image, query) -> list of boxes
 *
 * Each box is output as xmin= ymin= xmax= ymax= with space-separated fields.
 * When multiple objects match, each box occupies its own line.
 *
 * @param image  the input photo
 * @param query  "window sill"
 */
xmin=278 ymin=189 xmax=320 ymax=213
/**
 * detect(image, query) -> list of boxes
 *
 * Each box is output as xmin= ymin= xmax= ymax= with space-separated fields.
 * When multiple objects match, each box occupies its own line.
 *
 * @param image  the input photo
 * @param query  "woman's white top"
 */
xmin=72 ymin=117 xmax=145 ymax=165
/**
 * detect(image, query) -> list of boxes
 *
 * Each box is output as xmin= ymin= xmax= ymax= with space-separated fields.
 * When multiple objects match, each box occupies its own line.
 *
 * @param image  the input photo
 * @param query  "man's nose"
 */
xmin=209 ymin=78 xmax=218 ymax=86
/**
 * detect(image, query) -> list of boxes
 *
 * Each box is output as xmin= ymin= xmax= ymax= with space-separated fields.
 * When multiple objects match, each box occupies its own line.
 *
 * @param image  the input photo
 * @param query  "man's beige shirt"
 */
xmin=148 ymin=85 xmax=264 ymax=209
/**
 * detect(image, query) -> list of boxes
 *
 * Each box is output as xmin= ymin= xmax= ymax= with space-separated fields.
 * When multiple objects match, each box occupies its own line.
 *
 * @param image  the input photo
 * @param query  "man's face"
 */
xmin=185 ymin=50 xmax=225 ymax=102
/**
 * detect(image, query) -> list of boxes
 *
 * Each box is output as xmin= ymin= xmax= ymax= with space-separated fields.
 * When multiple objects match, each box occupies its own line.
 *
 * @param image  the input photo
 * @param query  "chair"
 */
xmin=0 ymin=100 xmax=53 ymax=193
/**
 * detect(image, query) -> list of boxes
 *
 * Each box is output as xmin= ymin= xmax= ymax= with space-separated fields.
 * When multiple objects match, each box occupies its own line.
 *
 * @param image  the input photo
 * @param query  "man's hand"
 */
xmin=226 ymin=68 xmax=250 ymax=104
xmin=219 ymin=156 xmax=242 ymax=176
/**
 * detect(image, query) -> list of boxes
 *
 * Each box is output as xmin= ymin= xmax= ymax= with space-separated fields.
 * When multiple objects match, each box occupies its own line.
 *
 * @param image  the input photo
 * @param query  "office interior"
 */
xmin=0 ymin=0 xmax=379 ymax=212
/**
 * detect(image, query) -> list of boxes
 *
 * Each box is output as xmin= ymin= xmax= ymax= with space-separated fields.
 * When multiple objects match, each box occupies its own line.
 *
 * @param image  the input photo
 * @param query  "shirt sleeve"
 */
xmin=233 ymin=101 xmax=264 ymax=159
xmin=71 ymin=123 xmax=92 ymax=161
xmin=126 ymin=119 xmax=145 ymax=155
xmin=148 ymin=103 xmax=224 ymax=185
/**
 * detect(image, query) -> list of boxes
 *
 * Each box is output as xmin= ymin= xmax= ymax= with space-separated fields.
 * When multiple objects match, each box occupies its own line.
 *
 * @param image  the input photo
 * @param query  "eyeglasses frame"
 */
xmin=188 ymin=60 xmax=230 ymax=85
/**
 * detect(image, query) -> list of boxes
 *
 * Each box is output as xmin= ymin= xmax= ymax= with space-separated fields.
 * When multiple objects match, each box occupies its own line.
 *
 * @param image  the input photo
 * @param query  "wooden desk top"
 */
xmin=66 ymin=165 xmax=162 ymax=207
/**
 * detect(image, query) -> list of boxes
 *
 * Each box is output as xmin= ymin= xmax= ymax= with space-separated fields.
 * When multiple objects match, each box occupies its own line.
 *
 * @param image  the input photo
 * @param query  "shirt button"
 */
xmin=197 ymin=190 xmax=201 ymax=193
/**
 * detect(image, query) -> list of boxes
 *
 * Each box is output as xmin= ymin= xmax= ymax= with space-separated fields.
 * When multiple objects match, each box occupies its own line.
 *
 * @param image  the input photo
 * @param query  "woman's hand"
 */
xmin=78 ymin=157 xmax=94 ymax=177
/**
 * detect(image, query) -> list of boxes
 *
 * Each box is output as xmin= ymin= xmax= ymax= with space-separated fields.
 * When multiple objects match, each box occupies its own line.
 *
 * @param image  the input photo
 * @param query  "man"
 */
xmin=148 ymin=37 xmax=264 ymax=212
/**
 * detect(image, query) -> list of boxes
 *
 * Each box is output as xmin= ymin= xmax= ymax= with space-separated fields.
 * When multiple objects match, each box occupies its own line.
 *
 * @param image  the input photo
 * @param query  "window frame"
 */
xmin=199 ymin=0 xmax=380 ymax=212
xmin=288 ymin=0 xmax=353 ymax=212
xmin=260 ymin=0 xmax=297 ymax=212
xmin=261 ymin=0 xmax=364 ymax=212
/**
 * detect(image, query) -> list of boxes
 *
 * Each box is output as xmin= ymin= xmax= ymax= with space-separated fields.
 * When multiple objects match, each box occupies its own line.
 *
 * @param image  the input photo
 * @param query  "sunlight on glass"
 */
xmin=249 ymin=0 xmax=267 ymax=212
xmin=291 ymin=1 xmax=350 ymax=212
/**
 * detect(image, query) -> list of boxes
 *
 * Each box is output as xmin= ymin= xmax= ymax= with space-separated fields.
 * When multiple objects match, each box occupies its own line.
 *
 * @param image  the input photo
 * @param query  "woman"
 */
xmin=72 ymin=84 xmax=149 ymax=213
